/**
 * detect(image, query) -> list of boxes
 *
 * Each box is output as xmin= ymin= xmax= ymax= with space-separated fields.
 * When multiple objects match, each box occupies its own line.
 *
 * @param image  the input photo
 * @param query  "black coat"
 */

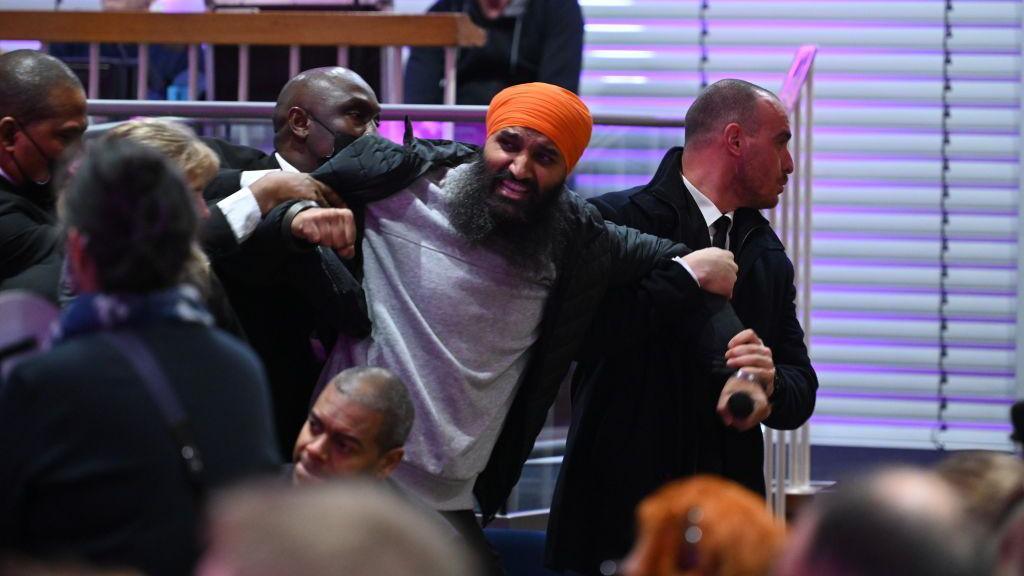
xmin=311 ymin=133 xmax=745 ymax=520
xmin=403 ymin=0 xmax=583 ymax=104
xmin=0 ymin=176 xmax=61 ymax=302
xmin=0 ymin=321 xmax=280 ymax=576
xmin=545 ymin=147 xmax=817 ymax=574
xmin=201 ymin=153 xmax=367 ymax=457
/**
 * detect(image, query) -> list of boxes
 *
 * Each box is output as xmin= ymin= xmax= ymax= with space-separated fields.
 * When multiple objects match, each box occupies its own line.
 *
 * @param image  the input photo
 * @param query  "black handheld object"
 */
xmin=727 ymin=392 xmax=754 ymax=421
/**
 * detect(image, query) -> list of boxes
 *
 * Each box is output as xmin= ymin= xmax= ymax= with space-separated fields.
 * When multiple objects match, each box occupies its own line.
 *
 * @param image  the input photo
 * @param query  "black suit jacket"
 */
xmin=0 ymin=321 xmax=280 ymax=576
xmin=201 ymin=151 xmax=367 ymax=456
xmin=0 ymin=176 xmax=61 ymax=302
xmin=545 ymin=147 xmax=818 ymax=574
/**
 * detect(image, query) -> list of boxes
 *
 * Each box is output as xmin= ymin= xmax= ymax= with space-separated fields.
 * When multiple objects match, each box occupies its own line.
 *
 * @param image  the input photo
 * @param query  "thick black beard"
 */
xmin=446 ymin=156 xmax=569 ymax=274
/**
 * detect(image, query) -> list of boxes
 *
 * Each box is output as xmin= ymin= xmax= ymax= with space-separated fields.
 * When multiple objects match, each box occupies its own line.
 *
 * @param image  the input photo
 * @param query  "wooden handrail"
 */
xmin=0 ymin=11 xmax=486 ymax=47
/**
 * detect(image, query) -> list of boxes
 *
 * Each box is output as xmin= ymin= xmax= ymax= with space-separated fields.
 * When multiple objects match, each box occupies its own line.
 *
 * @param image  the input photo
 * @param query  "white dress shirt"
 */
xmin=683 ymin=174 xmax=734 ymax=250
xmin=214 ymin=152 xmax=298 ymax=243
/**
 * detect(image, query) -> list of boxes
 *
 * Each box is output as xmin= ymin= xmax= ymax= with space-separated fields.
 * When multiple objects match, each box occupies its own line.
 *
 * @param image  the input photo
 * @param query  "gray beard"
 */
xmin=445 ymin=157 xmax=569 ymax=274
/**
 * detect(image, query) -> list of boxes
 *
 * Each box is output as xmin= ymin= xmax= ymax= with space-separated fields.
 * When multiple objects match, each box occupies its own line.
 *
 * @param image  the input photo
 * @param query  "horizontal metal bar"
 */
xmin=86 ymin=100 xmax=686 ymax=128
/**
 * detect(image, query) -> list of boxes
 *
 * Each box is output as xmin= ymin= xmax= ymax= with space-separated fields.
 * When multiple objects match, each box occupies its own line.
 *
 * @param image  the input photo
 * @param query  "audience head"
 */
xmin=0 ymin=50 xmax=87 ymax=191
xmin=197 ymin=482 xmax=474 ymax=576
xmin=272 ymin=67 xmax=380 ymax=172
xmin=775 ymin=467 xmax=986 ymax=576
xmin=936 ymin=450 xmax=1024 ymax=533
xmin=682 ymin=78 xmax=792 ymax=211
xmin=292 ymin=366 xmax=414 ymax=484
xmin=62 ymin=140 xmax=198 ymax=294
xmin=103 ymin=119 xmax=219 ymax=220
xmin=618 ymin=475 xmax=785 ymax=576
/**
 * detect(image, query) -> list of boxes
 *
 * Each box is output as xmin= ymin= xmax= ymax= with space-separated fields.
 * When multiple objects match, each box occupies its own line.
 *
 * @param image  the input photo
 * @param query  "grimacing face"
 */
xmin=292 ymin=384 xmax=402 ymax=484
xmin=481 ymin=126 xmax=568 ymax=223
xmin=735 ymin=97 xmax=793 ymax=210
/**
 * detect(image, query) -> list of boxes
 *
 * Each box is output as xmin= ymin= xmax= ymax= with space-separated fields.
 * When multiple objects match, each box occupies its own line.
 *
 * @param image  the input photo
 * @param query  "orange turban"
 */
xmin=485 ymin=82 xmax=593 ymax=174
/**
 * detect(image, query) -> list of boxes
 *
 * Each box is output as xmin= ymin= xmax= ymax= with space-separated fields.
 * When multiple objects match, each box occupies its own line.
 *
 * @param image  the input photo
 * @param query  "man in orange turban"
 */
xmin=311 ymin=82 xmax=764 ymax=575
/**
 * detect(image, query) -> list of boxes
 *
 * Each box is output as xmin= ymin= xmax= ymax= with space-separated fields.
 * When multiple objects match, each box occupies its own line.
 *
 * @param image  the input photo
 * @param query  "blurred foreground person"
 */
xmin=936 ymin=450 xmax=1024 ymax=533
xmin=774 ymin=467 xmax=988 ymax=576
xmin=0 ymin=141 xmax=280 ymax=576
xmin=291 ymin=366 xmax=414 ymax=484
xmin=197 ymin=481 xmax=476 ymax=576
xmin=616 ymin=475 xmax=785 ymax=576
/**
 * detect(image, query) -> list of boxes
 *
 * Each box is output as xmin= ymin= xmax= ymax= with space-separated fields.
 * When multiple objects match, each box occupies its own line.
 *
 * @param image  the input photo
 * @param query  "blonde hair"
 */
xmin=103 ymin=119 xmax=219 ymax=191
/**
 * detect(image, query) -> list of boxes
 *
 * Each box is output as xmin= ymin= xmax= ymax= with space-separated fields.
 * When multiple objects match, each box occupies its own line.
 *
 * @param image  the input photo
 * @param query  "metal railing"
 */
xmin=765 ymin=44 xmax=817 ymax=520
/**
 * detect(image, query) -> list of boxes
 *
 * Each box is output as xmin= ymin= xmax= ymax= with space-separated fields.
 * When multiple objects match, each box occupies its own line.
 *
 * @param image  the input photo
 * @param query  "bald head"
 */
xmin=272 ymin=67 xmax=380 ymax=172
xmin=684 ymin=78 xmax=780 ymax=149
xmin=0 ymin=50 xmax=84 ymax=126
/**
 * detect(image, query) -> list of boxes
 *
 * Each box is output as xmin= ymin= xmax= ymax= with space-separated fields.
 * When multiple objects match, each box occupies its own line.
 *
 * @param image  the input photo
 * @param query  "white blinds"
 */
xmin=577 ymin=0 xmax=1022 ymax=450
xmin=392 ymin=0 xmax=1023 ymax=450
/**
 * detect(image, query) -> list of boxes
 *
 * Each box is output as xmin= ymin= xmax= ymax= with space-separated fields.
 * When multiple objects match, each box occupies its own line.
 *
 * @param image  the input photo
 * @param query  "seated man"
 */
xmin=292 ymin=366 xmax=414 ymax=484
xmin=0 ymin=50 xmax=87 ymax=302
xmin=311 ymin=82 xmax=770 ymax=574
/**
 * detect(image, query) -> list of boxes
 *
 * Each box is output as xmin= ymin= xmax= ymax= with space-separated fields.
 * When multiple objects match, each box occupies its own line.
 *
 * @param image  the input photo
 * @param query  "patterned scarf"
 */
xmin=53 ymin=284 xmax=213 ymax=344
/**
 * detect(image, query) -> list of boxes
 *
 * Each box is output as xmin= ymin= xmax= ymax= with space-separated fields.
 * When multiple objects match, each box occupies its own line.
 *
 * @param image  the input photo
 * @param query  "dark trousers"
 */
xmin=441 ymin=509 xmax=506 ymax=576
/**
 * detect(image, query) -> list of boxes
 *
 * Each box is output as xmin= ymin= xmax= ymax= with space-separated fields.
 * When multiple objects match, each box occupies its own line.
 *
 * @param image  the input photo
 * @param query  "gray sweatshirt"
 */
xmin=321 ymin=163 xmax=555 ymax=510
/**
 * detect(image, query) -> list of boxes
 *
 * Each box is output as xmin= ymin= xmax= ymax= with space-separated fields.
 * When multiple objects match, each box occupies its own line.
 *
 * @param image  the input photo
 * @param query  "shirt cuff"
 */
xmin=672 ymin=256 xmax=700 ymax=287
xmin=215 ymin=187 xmax=261 ymax=243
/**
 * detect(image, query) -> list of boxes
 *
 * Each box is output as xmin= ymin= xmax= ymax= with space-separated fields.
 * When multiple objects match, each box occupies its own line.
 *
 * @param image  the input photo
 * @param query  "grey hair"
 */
xmin=330 ymin=366 xmax=414 ymax=452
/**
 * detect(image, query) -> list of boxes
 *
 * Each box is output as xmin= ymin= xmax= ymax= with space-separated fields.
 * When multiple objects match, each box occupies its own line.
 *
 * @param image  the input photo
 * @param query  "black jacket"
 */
xmin=0 ymin=176 xmax=61 ymax=302
xmin=0 ymin=321 xmax=280 ymax=576
xmin=404 ymin=0 xmax=584 ymax=104
xmin=311 ymin=133 xmax=744 ymax=520
xmin=201 ymin=151 xmax=367 ymax=456
xmin=545 ymin=147 xmax=818 ymax=573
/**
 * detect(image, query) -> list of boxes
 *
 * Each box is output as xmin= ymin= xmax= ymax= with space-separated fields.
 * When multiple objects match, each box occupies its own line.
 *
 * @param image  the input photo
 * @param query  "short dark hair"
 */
xmin=63 ymin=140 xmax=198 ymax=292
xmin=0 ymin=50 xmax=84 ymax=126
xmin=684 ymin=79 xmax=776 ymax=148
xmin=330 ymin=366 xmax=415 ymax=452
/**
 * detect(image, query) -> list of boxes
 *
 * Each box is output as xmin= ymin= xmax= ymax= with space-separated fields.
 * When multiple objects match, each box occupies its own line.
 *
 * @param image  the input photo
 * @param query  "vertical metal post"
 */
xmin=187 ymin=44 xmax=199 ymax=101
xmin=381 ymin=46 xmax=403 ymax=104
xmin=289 ymin=44 xmax=301 ymax=78
xmin=443 ymin=46 xmax=458 ymax=105
xmin=238 ymin=45 xmax=250 ymax=102
xmin=763 ymin=426 xmax=774 ymax=512
xmin=443 ymin=47 xmax=458 ymax=140
xmin=204 ymin=44 xmax=216 ymax=101
xmin=774 ymin=428 xmax=786 ymax=518
xmin=136 ymin=43 xmax=149 ymax=101
xmin=88 ymin=42 xmax=100 ymax=99
xmin=336 ymin=45 xmax=349 ymax=68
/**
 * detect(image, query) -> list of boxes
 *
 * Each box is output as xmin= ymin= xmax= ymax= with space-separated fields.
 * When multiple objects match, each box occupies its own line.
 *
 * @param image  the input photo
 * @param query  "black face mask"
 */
xmin=308 ymin=113 xmax=361 ymax=167
xmin=10 ymin=119 xmax=57 ymax=200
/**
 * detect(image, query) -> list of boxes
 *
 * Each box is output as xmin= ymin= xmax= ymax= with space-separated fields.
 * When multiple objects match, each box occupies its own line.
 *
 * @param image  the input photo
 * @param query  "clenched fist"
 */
xmin=290 ymin=207 xmax=357 ymax=259
xmin=680 ymin=247 xmax=737 ymax=298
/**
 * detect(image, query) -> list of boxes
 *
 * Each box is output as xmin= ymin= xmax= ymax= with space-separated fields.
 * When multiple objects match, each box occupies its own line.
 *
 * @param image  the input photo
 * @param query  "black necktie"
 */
xmin=712 ymin=215 xmax=731 ymax=249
